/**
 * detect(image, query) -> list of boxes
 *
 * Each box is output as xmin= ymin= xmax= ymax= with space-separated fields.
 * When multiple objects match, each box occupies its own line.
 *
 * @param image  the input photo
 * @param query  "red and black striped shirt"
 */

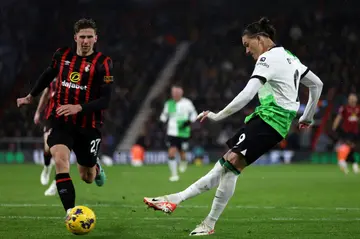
xmin=46 ymin=47 xmax=113 ymax=129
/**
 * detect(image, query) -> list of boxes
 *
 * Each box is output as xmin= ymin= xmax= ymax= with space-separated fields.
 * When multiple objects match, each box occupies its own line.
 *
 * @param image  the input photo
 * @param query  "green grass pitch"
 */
xmin=0 ymin=164 xmax=359 ymax=239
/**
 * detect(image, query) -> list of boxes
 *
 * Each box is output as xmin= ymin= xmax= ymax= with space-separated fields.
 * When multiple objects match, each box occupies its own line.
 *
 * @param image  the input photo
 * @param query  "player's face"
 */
xmin=171 ymin=87 xmax=183 ymax=101
xmin=242 ymin=35 xmax=264 ymax=61
xmin=348 ymin=94 xmax=358 ymax=106
xmin=74 ymin=28 xmax=97 ymax=55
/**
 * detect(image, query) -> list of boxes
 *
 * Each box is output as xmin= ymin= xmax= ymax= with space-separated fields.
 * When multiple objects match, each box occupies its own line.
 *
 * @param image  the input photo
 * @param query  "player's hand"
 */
xmin=56 ymin=104 xmax=82 ymax=116
xmin=17 ymin=94 xmax=33 ymax=108
xmin=197 ymin=111 xmax=217 ymax=122
xmin=34 ymin=112 xmax=41 ymax=125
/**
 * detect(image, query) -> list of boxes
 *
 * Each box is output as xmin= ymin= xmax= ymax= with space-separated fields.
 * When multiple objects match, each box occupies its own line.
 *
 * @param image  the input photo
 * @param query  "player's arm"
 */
xmin=30 ymin=50 xmax=61 ymax=97
xmin=332 ymin=107 xmax=343 ymax=131
xmin=200 ymin=55 xmax=270 ymax=122
xmin=17 ymin=49 xmax=60 ymax=108
xmin=159 ymin=102 xmax=168 ymax=123
xmin=202 ymin=78 xmax=263 ymax=121
xmin=80 ymin=57 xmax=113 ymax=113
xmin=35 ymin=88 xmax=50 ymax=114
xmin=298 ymin=69 xmax=323 ymax=125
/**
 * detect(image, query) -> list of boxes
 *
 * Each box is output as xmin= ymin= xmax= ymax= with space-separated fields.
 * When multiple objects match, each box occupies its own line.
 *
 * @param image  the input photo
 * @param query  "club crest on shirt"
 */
xmin=85 ymin=62 xmax=92 ymax=72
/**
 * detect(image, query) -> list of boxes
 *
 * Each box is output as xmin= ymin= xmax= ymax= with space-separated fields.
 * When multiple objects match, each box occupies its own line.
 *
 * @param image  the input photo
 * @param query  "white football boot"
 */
xmin=169 ymin=175 xmax=179 ymax=182
xmin=189 ymin=221 xmax=215 ymax=236
xmin=179 ymin=160 xmax=188 ymax=173
xmin=44 ymin=180 xmax=57 ymax=196
xmin=40 ymin=160 xmax=54 ymax=185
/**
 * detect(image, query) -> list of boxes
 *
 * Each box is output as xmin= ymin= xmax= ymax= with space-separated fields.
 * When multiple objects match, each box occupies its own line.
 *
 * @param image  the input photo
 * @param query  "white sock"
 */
xmin=204 ymin=170 xmax=238 ymax=229
xmin=353 ymin=163 xmax=359 ymax=173
xmin=168 ymin=158 xmax=178 ymax=177
xmin=338 ymin=160 xmax=348 ymax=173
xmin=180 ymin=160 xmax=188 ymax=168
xmin=166 ymin=161 xmax=224 ymax=204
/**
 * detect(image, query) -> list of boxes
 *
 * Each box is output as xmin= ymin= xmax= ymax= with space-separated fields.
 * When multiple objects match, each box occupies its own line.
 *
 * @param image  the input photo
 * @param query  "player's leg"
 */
xmin=40 ymin=127 xmax=53 ymax=185
xmin=44 ymin=180 xmax=57 ymax=196
xmin=73 ymin=129 xmax=105 ymax=186
xmin=337 ymin=143 xmax=350 ymax=174
xmin=190 ymin=118 xmax=283 ymax=236
xmin=144 ymin=117 xmax=282 ymax=235
xmin=167 ymin=136 xmax=179 ymax=182
xmin=47 ymin=124 xmax=75 ymax=213
xmin=347 ymin=140 xmax=359 ymax=173
xmin=179 ymin=140 xmax=189 ymax=173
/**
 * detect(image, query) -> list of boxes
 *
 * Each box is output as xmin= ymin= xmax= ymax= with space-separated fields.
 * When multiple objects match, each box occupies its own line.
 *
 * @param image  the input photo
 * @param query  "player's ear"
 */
xmin=74 ymin=34 xmax=77 ymax=42
xmin=94 ymin=35 xmax=98 ymax=43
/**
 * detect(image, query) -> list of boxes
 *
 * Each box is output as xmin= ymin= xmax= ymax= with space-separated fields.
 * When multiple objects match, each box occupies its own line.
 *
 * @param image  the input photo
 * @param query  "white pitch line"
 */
xmin=1 ymin=203 xmax=360 ymax=211
xmin=1 ymin=215 xmax=360 ymax=222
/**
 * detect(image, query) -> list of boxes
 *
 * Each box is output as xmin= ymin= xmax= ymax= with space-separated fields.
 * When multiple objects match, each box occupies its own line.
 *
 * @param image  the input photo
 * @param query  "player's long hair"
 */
xmin=242 ymin=17 xmax=276 ymax=41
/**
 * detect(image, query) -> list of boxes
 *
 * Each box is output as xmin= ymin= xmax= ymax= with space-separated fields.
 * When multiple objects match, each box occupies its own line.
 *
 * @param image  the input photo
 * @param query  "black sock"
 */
xmin=55 ymin=173 xmax=75 ymax=212
xmin=44 ymin=151 xmax=52 ymax=167
xmin=347 ymin=149 xmax=355 ymax=163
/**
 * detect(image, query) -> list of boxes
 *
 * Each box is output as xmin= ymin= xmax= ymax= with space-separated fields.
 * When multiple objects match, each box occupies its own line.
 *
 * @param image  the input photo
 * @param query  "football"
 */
xmin=65 ymin=206 xmax=96 ymax=235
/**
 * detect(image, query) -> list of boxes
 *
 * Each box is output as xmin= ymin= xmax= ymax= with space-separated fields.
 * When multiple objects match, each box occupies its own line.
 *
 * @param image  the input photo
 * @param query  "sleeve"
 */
xmin=80 ymin=57 xmax=113 ymax=113
xmin=209 ymin=78 xmax=263 ymax=121
xmin=250 ymin=55 xmax=275 ymax=84
xmin=99 ymin=57 xmax=114 ymax=85
xmin=159 ymin=102 xmax=168 ymax=123
xmin=299 ymin=62 xmax=310 ymax=80
xmin=30 ymin=49 xmax=61 ymax=97
xmin=299 ymin=70 xmax=323 ymax=123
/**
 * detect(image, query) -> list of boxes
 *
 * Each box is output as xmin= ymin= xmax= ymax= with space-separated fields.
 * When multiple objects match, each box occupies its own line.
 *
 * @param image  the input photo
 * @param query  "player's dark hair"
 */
xmin=242 ymin=17 xmax=276 ymax=41
xmin=74 ymin=18 xmax=97 ymax=34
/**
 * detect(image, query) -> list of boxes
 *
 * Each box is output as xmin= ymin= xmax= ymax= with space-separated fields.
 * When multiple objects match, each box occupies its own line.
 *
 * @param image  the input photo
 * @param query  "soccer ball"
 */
xmin=65 ymin=206 xmax=96 ymax=235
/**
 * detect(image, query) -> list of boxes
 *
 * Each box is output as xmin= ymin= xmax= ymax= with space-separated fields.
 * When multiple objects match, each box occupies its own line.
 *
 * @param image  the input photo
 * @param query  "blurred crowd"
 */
xmin=141 ymin=3 xmax=360 ymax=151
xmin=0 ymin=0 xmax=176 ymax=153
xmin=0 ymin=0 xmax=359 ymax=152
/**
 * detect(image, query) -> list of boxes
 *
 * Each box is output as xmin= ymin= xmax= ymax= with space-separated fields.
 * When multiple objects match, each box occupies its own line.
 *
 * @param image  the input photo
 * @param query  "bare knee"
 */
xmin=51 ymin=146 xmax=70 ymax=173
xmin=224 ymin=151 xmax=247 ymax=171
xmin=168 ymin=147 xmax=177 ymax=158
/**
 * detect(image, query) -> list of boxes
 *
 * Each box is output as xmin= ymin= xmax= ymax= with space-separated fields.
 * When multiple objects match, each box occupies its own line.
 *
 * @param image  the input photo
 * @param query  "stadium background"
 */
xmin=2 ymin=1 xmax=360 ymax=239
xmin=0 ymin=0 xmax=358 ymax=165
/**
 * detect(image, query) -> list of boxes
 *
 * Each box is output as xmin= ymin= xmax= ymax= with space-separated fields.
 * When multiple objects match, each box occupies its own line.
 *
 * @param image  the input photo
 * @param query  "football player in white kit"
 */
xmin=160 ymin=85 xmax=198 ymax=182
xmin=34 ymin=79 xmax=57 ymax=196
xmin=144 ymin=17 xmax=323 ymax=236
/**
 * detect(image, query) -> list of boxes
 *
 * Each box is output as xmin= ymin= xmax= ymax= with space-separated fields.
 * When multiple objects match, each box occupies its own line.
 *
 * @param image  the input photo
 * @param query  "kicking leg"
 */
xmin=144 ymin=151 xmax=231 ymax=213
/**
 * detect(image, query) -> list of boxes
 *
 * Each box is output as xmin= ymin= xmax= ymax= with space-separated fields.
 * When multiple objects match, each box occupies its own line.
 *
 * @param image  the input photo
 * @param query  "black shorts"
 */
xmin=226 ymin=116 xmax=283 ymax=166
xmin=47 ymin=120 xmax=101 ymax=167
xmin=166 ymin=136 xmax=190 ymax=151
xmin=43 ymin=119 xmax=52 ymax=133
xmin=339 ymin=129 xmax=358 ymax=143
